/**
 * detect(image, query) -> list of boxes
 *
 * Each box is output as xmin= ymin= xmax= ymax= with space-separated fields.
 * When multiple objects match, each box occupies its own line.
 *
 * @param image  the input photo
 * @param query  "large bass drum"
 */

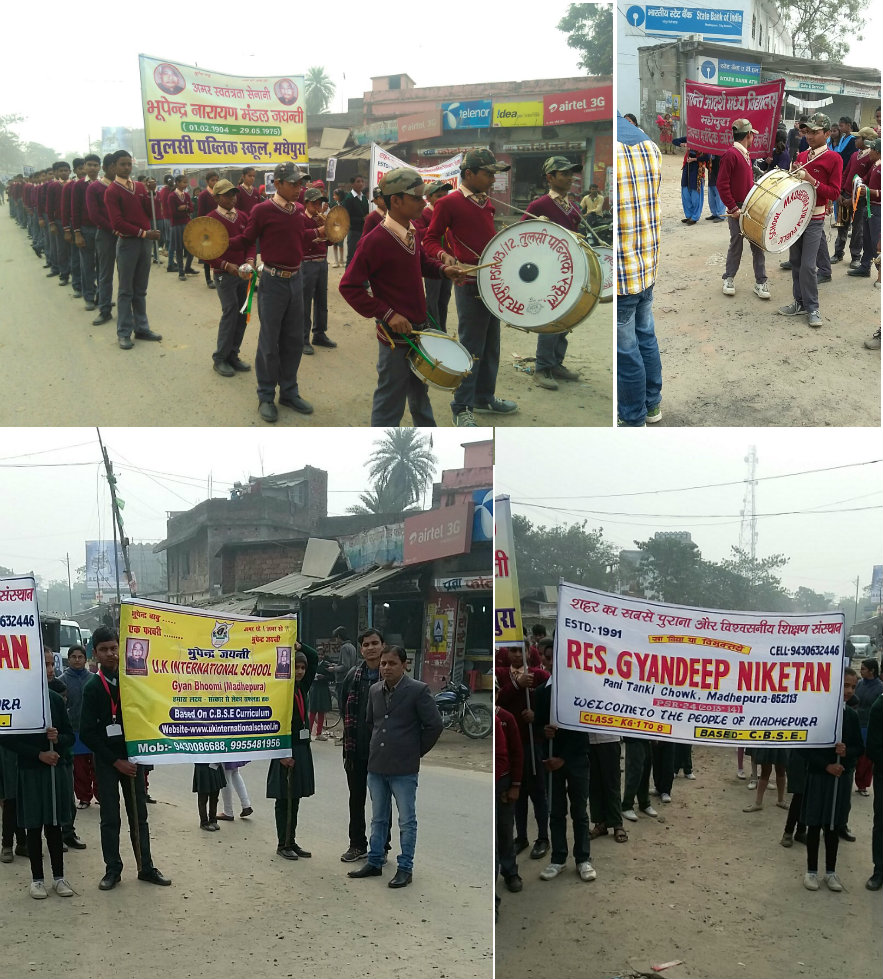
xmin=477 ymin=219 xmax=602 ymax=334
xmin=739 ymin=169 xmax=816 ymax=253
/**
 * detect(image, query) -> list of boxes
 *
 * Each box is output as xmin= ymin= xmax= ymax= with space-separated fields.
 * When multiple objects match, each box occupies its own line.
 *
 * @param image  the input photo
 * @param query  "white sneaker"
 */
xmin=53 ymin=878 xmax=74 ymax=897
xmin=29 ymin=881 xmax=48 ymax=900
xmin=622 ymin=808 xmax=638 ymax=822
xmin=803 ymin=872 xmax=820 ymax=891
xmin=540 ymin=862 xmax=565 ymax=880
xmin=722 ymin=277 xmax=736 ymax=296
xmin=577 ymin=860 xmax=597 ymax=881
xmin=737 ymin=770 xmax=746 ymax=779
xmin=825 ymin=872 xmax=843 ymax=892
xmin=661 ymin=792 xmax=672 ymax=803
xmin=747 ymin=777 xmax=757 ymax=790
xmin=641 ymin=805 xmax=658 ymax=817
xmin=753 ymin=281 xmax=771 ymax=299
xmin=684 ymin=773 xmax=696 ymax=780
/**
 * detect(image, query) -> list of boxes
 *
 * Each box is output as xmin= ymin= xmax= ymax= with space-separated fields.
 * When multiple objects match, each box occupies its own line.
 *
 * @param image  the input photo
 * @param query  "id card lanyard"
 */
xmin=98 ymin=669 xmax=120 ymax=727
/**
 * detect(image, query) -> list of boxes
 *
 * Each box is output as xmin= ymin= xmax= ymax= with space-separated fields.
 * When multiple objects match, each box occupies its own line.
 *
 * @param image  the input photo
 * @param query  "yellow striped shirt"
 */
xmin=617 ymin=137 xmax=662 ymax=295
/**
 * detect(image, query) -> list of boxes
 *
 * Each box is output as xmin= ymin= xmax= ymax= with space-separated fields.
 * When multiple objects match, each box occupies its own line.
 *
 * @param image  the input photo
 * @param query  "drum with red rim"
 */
xmin=739 ymin=169 xmax=816 ymax=253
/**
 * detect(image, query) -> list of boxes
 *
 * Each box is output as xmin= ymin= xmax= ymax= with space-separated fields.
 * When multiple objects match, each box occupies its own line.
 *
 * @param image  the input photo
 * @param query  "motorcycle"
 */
xmin=434 ymin=677 xmax=493 ymax=739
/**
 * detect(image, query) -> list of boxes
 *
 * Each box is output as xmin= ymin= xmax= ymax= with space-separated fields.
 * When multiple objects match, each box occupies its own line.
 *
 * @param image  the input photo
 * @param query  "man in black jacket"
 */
xmin=342 ymin=175 xmax=369 ymax=268
xmin=79 ymin=625 xmax=171 ymax=890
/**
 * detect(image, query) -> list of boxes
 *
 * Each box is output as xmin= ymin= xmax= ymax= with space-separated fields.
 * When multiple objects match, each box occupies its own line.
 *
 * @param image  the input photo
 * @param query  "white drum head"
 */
xmin=419 ymin=331 xmax=472 ymax=371
xmin=477 ymin=219 xmax=589 ymax=329
xmin=745 ymin=170 xmax=816 ymax=253
xmin=592 ymin=246 xmax=614 ymax=301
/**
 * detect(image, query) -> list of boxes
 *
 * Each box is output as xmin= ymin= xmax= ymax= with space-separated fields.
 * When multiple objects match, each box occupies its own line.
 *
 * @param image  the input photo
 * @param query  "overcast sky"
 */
xmin=2 ymin=1 xmax=588 ymax=155
xmin=495 ymin=428 xmax=882 ymax=599
xmin=0 ymin=428 xmax=491 ymax=584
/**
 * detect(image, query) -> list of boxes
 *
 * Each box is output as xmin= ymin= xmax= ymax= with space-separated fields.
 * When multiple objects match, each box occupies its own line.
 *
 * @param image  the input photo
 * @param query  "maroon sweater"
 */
xmin=843 ymin=149 xmax=874 ymax=194
xmin=86 ymin=179 xmax=112 ymax=232
xmin=61 ymin=180 xmax=75 ymax=229
xmin=523 ymin=193 xmax=581 ymax=231
xmin=302 ymin=214 xmax=329 ymax=261
xmin=71 ymin=178 xmax=93 ymax=231
xmin=105 ymin=180 xmax=153 ymax=237
xmin=197 ymin=188 xmax=216 ymax=217
xmin=232 ymin=198 xmax=317 ymax=269
xmin=339 ymin=221 xmax=445 ymax=342
xmin=158 ymin=185 xmax=173 ymax=220
xmin=423 ymin=190 xmax=496 ymax=265
xmin=37 ymin=182 xmax=49 ymax=216
xmin=716 ymin=144 xmax=754 ymax=210
xmin=207 ymin=208 xmax=256 ymax=271
xmin=361 ymin=209 xmax=384 ymax=238
xmin=495 ymin=705 xmax=523 ymax=783
xmin=236 ymin=185 xmax=262 ymax=214
xmin=494 ymin=667 xmax=550 ymax=744
xmin=169 ymin=190 xmax=191 ymax=226
xmin=795 ymin=146 xmax=843 ymax=216
xmin=46 ymin=181 xmax=64 ymax=222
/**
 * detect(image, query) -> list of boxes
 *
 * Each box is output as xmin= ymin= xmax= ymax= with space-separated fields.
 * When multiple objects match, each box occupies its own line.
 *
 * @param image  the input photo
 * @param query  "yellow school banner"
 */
xmin=139 ymin=54 xmax=307 ymax=167
xmin=494 ymin=495 xmax=524 ymax=651
xmin=119 ymin=599 xmax=295 ymax=765
xmin=492 ymin=101 xmax=544 ymax=127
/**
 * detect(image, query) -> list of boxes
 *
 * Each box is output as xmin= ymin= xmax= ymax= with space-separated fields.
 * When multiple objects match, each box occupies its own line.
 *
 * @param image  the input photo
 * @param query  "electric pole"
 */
xmin=96 ymin=428 xmax=137 ymax=603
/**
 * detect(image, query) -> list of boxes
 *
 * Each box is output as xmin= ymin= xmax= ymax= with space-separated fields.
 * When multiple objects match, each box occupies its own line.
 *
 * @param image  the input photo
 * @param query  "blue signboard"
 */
xmin=442 ymin=100 xmax=492 ymax=130
xmin=644 ymin=6 xmax=743 ymax=38
xmin=719 ymin=58 xmax=760 ymax=76
xmin=472 ymin=489 xmax=493 ymax=542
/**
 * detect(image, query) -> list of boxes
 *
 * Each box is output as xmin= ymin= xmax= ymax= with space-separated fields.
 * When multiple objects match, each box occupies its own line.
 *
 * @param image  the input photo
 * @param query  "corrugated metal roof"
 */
xmin=246 ymin=570 xmax=340 ymax=597
xmin=306 ymin=565 xmax=403 ymax=599
xmin=191 ymin=595 xmax=259 ymax=616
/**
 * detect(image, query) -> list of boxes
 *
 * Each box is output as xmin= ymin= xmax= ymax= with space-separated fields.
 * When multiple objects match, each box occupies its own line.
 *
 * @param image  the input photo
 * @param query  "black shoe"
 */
xmin=847 ymin=267 xmax=871 ymax=277
xmin=302 ymin=342 xmax=314 ymax=355
xmin=514 ymin=837 xmax=529 ymax=855
xmin=837 ymin=826 xmax=856 ymax=842
xmin=388 ymin=868 xmax=412 ymax=888
xmin=92 ymin=312 xmax=112 ymax=325
xmin=84 ymin=302 xmax=97 ymax=311
xmin=118 ymin=337 xmax=134 ymax=350
xmin=64 ymin=835 xmax=87 ymax=850
xmin=685 ymin=219 xmax=696 ymax=225
xmin=779 ymin=261 xmax=792 ymax=270
xmin=831 ymin=255 xmax=843 ymax=264
xmin=208 ymin=281 xmax=216 ymax=289
xmin=794 ymin=830 xmax=807 ymax=845
xmin=681 ymin=218 xmax=691 ymax=223
xmin=62 ymin=843 xmax=69 ymax=853
xmin=276 ymin=846 xmax=298 ymax=860
xmin=166 ymin=266 xmax=178 ymax=273
xmin=312 ymin=334 xmax=337 ymax=348
xmin=228 ymin=356 xmax=251 ymax=372
xmin=46 ymin=270 xmax=59 ymax=277
xmin=185 ymin=268 xmax=199 ymax=276
xmin=72 ymin=291 xmax=82 ymax=299
xmin=340 ymin=846 xmax=367 ymax=863
xmin=134 ymin=330 xmax=162 ymax=341
xmin=504 ymin=874 xmax=523 ymax=893
xmin=817 ymin=274 xmax=831 ymax=284
xmin=279 ymin=396 xmax=314 ymax=415
xmin=530 ymin=839 xmax=549 ymax=859
xmin=137 ymin=867 xmax=172 ymax=885
xmin=179 ymin=274 xmax=187 ymax=281
xmin=213 ymin=360 xmax=235 ymax=377
xmin=14 ymin=842 xmax=28 ymax=857
xmin=99 ymin=872 xmax=121 ymax=891
xmin=145 ymin=795 xmax=157 ymax=804
xmin=866 ymin=874 xmax=883 ymax=891
xmin=348 ymin=862 xmax=382 ymax=878
xmin=259 ymin=401 xmax=278 ymax=423
xmin=291 ymin=843 xmax=312 ymax=858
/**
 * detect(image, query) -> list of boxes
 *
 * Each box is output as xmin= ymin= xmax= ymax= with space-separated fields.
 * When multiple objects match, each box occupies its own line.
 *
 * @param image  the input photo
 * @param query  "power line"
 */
xmin=510 ymin=501 xmax=882 ymax=519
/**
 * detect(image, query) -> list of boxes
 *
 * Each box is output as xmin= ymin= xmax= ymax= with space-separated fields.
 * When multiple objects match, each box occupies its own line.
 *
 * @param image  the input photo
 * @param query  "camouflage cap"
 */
xmin=372 ymin=186 xmax=384 ymax=199
xmin=424 ymin=179 xmax=453 ymax=195
xmin=732 ymin=118 xmax=758 ymax=135
xmin=212 ymin=178 xmax=237 ymax=197
xmin=273 ymin=161 xmax=307 ymax=184
xmin=379 ymin=167 xmax=426 ymax=197
xmin=804 ymin=112 xmax=831 ymax=132
xmin=869 ymin=138 xmax=882 ymax=154
xmin=461 ymin=148 xmax=510 ymax=173
xmin=542 ymin=156 xmax=581 ymax=175
xmin=303 ymin=187 xmax=327 ymax=202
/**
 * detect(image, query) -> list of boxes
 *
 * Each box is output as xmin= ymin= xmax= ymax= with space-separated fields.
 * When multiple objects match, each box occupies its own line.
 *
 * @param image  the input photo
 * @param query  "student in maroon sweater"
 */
xmin=47 ymin=161 xmax=72 ymax=284
xmin=835 ymin=126 xmax=876 ymax=265
xmin=228 ymin=161 xmax=316 ymax=424
xmin=236 ymin=167 xmax=263 ymax=215
xmin=62 ymin=159 xmax=86 ymax=298
xmin=777 ymin=113 xmax=843 ymax=328
xmin=168 ymin=174 xmax=196 ymax=281
xmin=86 ymin=153 xmax=117 ymax=325
xmin=417 ymin=180 xmax=454 ymax=333
xmin=301 ymin=187 xmax=336 ymax=354
xmin=360 ymin=188 xmax=386 ymax=240
xmin=424 ymin=148 xmax=518 ymax=425
xmin=523 ymin=156 xmax=585 ymax=390
xmin=717 ymin=120 xmax=769 ymax=303
xmin=72 ymin=154 xmax=101 ymax=311
xmin=196 ymin=171 xmax=220 ymax=289
xmin=495 ymin=695 xmax=524 ymax=899
xmin=339 ymin=167 xmax=467 ymax=427
xmin=104 ymin=150 xmax=162 ymax=349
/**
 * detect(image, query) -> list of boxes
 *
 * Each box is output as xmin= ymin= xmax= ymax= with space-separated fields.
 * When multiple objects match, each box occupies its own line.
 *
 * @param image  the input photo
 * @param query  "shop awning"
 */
xmin=305 ymin=565 xmax=404 ymax=599
xmin=191 ymin=594 xmax=259 ymax=616
xmin=247 ymin=570 xmax=342 ymax=598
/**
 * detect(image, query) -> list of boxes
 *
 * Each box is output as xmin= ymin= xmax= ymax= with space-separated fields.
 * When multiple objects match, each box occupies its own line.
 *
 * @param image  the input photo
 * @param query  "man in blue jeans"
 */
xmin=616 ymin=112 xmax=663 ymax=426
xmin=347 ymin=645 xmax=442 ymax=889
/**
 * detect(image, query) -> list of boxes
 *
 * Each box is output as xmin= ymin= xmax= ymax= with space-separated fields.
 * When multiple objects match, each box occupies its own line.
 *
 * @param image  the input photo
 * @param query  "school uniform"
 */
xmin=197 ymin=188 xmax=217 ymax=284
xmin=86 ymin=178 xmax=116 ymax=320
xmin=800 ymin=704 xmax=863 ymax=827
xmin=62 ymin=178 xmax=82 ymax=293
xmin=342 ymin=189 xmax=369 ymax=267
xmin=416 ymin=203 xmax=452 ymax=334
xmin=301 ymin=213 xmax=330 ymax=343
xmin=208 ymin=206 xmax=256 ymax=369
xmin=168 ymin=189 xmax=193 ymax=276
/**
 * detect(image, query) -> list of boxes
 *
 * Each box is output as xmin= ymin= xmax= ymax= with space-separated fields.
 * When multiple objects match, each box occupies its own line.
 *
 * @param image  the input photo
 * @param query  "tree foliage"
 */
xmin=775 ymin=0 xmax=867 ymax=61
xmin=305 ymin=67 xmax=336 ymax=116
xmin=513 ymin=516 xmax=618 ymax=593
xmin=635 ymin=535 xmax=704 ymax=605
xmin=557 ymin=3 xmax=613 ymax=76
xmin=346 ymin=429 xmax=437 ymax=516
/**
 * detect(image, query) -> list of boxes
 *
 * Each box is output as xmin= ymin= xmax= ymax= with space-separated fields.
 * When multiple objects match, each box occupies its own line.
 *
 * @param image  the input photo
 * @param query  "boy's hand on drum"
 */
xmin=387 ymin=312 xmax=412 ymax=334
xmin=443 ymin=264 xmax=469 ymax=283
xmin=726 ymin=208 xmax=740 ymax=219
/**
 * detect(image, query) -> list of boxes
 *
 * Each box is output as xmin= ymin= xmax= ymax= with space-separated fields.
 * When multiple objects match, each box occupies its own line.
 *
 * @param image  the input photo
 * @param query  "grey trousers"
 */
xmin=835 ymin=205 xmax=867 ymax=261
xmin=301 ymin=260 xmax=328 ymax=338
xmin=451 ymin=281 xmax=500 ymax=412
xmin=213 ymin=271 xmax=249 ymax=364
xmin=424 ymin=275 xmax=452 ymax=333
xmin=371 ymin=336 xmax=435 ymax=427
xmin=95 ymin=228 xmax=116 ymax=315
xmin=817 ymin=232 xmax=831 ymax=277
xmin=79 ymin=227 xmax=98 ymax=303
xmin=52 ymin=220 xmax=71 ymax=277
xmin=724 ymin=215 xmax=766 ymax=282
xmin=255 ymin=271 xmax=304 ymax=402
xmin=790 ymin=219 xmax=823 ymax=313
xmin=115 ymin=237 xmax=153 ymax=339
xmin=46 ymin=219 xmax=58 ymax=273
xmin=535 ymin=331 xmax=569 ymax=371
xmin=859 ymin=205 xmax=881 ymax=271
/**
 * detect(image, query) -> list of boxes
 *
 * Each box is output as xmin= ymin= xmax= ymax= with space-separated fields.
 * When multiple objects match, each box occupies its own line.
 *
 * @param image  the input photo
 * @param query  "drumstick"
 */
xmin=402 ymin=334 xmax=436 ymax=368
xmin=459 ymin=260 xmax=501 ymax=273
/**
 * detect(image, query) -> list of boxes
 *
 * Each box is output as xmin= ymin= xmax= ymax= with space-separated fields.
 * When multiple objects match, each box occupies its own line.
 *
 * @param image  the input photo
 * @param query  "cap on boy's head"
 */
xmin=732 ymin=118 xmax=758 ymax=136
xmin=274 ymin=161 xmax=307 ymax=184
xmin=461 ymin=148 xmax=510 ymax=173
xmin=805 ymin=112 xmax=831 ymax=132
xmin=379 ymin=167 xmax=426 ymax=197
xmin=542 ymin=156 xmax=581 ymax=174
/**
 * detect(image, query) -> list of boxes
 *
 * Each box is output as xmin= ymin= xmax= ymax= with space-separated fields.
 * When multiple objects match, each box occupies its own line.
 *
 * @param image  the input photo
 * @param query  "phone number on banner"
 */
xmin=133 ymin=738 xmax=285 ymax=754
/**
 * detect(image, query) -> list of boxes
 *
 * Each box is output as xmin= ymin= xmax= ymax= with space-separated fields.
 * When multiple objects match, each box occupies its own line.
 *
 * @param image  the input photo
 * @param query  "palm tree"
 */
xmin=367 ymin=430 xmax=438 ymax=509
xmin=345 ymin=479 xmax=405 ymax=516
xmin=304 ymin=67 xmax=336 ymax=117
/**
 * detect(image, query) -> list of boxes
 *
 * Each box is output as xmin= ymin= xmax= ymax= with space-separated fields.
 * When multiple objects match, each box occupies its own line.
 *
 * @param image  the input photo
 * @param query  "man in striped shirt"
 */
xmin=616 ymin=112 xmax=663 ymax=427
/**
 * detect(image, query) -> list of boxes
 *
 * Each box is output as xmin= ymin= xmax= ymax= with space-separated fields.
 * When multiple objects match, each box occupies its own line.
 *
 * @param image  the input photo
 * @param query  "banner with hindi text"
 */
xmin=119 ymin=599 xmax=296 ymax=765
xmin=139 ymin=54 xmax=307 ymax=168
xmin=684 ymin=79 xmax=784 ymax=159
xmin=494 ymin=496 xmax=524 ymax=652
xmin=0 ymin=576 xmax=50 ymax=735
xmin=369 ymin=144 xmax=462 ymax=200
xmin=552 ymin=582 xmax=844 ymax=747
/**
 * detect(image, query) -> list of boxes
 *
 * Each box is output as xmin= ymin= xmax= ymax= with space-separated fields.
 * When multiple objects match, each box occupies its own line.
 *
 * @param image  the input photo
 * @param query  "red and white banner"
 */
xmin=684 ymin=79 xmax=784 ymax=159
xmin=368 ymin=144 xmax=462 ymax=199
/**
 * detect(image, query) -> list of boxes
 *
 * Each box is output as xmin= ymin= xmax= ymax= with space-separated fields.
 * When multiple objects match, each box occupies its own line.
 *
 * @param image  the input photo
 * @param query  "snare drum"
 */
xmin=592 ymin=246 xmax=614 ymax=303
xmin=477 ymin=219 xmax=602 ymax=333
xmin=407 ymin=330 xmax=474 ymax=390
xmin=739 ymin=169 xmax=816 ymax=253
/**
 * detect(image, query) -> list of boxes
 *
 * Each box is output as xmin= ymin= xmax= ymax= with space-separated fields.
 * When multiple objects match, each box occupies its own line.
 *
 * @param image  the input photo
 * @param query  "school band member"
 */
xmin=206 ymin=179 xmax=257 ymax=377
xmin=339 ymin=167 xmax=467 ymax=427
xmin=168 ymin=174 xmax=197 ymax=281
xmin=423 ymin=148 xmax=518 ymax=426
xmin=522 ymin=157 xmax=584 ymax=390
xmin=416 ymin=180 xmax=453 ymax=333
xmin=236 ymin=167 xmax=263 ymax=215
xmin=301 ymin=187 xmax=336 ymax=354
xmin=197 ymin=171 xmax=220 ymax=288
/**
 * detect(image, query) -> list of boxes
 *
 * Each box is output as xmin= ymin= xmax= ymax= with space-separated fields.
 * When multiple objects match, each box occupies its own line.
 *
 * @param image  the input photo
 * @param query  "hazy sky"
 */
xmin=0 ymin=428 xmax=491 ymax=584
xmin=495 ymin=428 xmax=882 ymax=599
xmin=2 ymin=1 xmax=588 ymax=155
